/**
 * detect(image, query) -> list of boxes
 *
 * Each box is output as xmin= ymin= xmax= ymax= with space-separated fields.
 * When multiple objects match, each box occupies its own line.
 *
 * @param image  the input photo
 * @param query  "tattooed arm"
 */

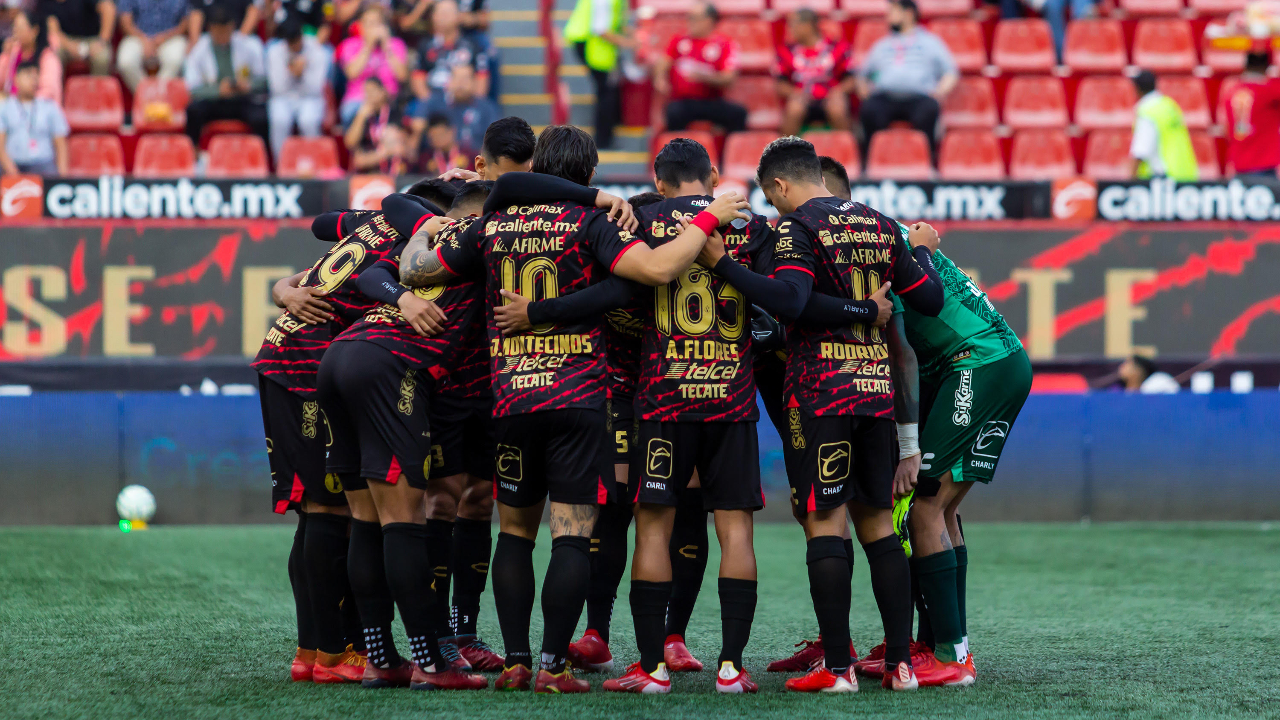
xmin=398 ymin=215 xmax=484 ymax=287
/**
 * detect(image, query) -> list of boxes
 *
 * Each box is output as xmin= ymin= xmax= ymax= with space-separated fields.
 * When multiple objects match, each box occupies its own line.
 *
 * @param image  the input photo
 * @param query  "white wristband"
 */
xmin=897 ymin=423 xmax=920 ymax=460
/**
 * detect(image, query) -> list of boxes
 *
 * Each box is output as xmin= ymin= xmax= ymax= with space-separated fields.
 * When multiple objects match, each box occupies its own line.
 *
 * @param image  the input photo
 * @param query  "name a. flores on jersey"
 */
xmin=496 ymin=444 xmax=522 ymax=492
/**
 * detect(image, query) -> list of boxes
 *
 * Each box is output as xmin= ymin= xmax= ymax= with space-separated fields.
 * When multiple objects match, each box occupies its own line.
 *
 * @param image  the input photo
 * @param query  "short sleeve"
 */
xmin=665 ymin=34 xmax=680 ymax=60
xmin=50 ymin=104 xmax=69 ymax=137
xmin=771 ymin=215 xmax=816 ymax=278
xmin=772 ymin=46 xmax=792 ymax=80
xmin=336 ymin=37 xmax=359 ymax=64
xmin=890 ymin=291 xmax=904 ymax=314
xmin=585 ymin=213 xmax=643 ymax=272
xmin=436 ymin=217 xmax=485 ymax=277
xmin=720 ymin=39 xmax=739 ymax=72
xmin=931 ymin=33 xmax=957 ymax=76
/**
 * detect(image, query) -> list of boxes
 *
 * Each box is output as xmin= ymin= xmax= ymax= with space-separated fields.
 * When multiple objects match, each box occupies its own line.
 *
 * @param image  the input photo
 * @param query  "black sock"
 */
xmin=540 ymin=535 xmax=592 ymax=673
xmin=864 ymin=535 xmax=914 ymax=669
xmin=630 ymin=580 xmax=672 ymax=673
xmin=451 ymin=518 xmax=491 ymax=638
xmin=289 ymin=514 xmax=316 ymax=650
xmin=382 ymin=522 xmax=439 ymax=670
xmin=717 ymin=577 xmax=757 ymax=671
xmin=339 ymin=568 xmax=365 ymax=654
xmin=304 ymin=512 xmax=350 ymax=654
xmin=348 ymin=519 xmax=400 ymax=668
xmin=843 ymin=537 xmax=856 ymax=575
xmin=425 ymin=519 xmax=454 ymax=638
xmin=585 ymin=501 xmax=631 ymax=644
xmin=806 ymin=536 xmax=852 ymax=673
xmin=912 ymin=560 xmax=934 ymax=649
xmin=492 ymin=532 xmax=536 ymax=669
xmin=955 ymin=544 xmax=968 ymax=639
xmin=666 ymin=489 xmax=708 ymax=639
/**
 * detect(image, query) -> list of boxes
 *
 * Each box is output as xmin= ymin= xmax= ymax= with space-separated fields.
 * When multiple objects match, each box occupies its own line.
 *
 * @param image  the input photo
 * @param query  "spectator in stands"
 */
xmin=336 ymin=4 xmax=407 ymax=126
xmin=40 ymin=0 xmax=116 ymax=76
xmin=656 ymin=2 xmax=745 ymax=135
xmin=1129 ymin=69 xmax=1197 ymax=182
xmin=1118 ymin=354 xmax=1178 ymax=394
xmin=1224 ymin=50 xmax=1280 ymax=178
xmin=393 ymin=0 xmax=432 ymax=47
xmin=188 ymin=0 xmax=263 ymax=48
xmin=563 ymin=0 xmax=628 ymax=149
xmin=459 ymin=0 xmax=487 ymax=38
xmin=413 ymin=0 xmax=492 ymax=109
xmin=856 ymin=0 xmax=956 ymax=157
xmin=0 ymin=59 xmax=67 ymax=174
xmin=116 ymin=0 xmax=189 ymax=91
xmin=266 ymin=18 xmax=327 ymax=157
xmin=184 ymin=5 xmax=267 ymax=147
xmin=418 ymin=111 xmax=467 ymax=174
xmin=264 ymin=0 xmax=330 ymax=46
xmin=345 ymin=75 xmax=411 ymax=173
xmin=774 ymin=9 xmax=852 ymax=137
xmin=0 ymin=8 xmax=60 ymax=102
xmin=420 ymin=63 xmax=497 ymax=157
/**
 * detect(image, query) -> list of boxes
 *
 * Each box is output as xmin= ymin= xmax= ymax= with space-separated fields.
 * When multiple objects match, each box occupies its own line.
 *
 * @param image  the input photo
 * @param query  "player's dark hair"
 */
xmin=793 ymin=8 xmax=819 ymax=27
xmin=427 ymin=112 xmax=453 ymax=129
xmin=1246 ymin=51 xmax=1271 ymax=74
xmin=206 ymin=3 xmax=234 ymax=27
xmin=654 ymin=138 xmax=713 ymax=188
xmin=481 ymin=116 xmax=536 ymax=164
xmin=531 ymin=125 xmax=598 ymax=186
xmin=450 ymin=180 xmax=494 ymax=214
xmin=1132 ymin=69 xmax=1157 ymax=96
xmin=890 ymin=0 xmax=919 ymax=20
xmin=756 ymin=136 xmax=823 ymax=188
xmin=1131 ymin=355 xmax=1157 ymax=381
xmin=408 ymin=177 xmax=461 ymax=209
xmin=628 ymin=191 xmax=666 ymax=208
xmin=819 ymin=156 xmax=851 ymax=200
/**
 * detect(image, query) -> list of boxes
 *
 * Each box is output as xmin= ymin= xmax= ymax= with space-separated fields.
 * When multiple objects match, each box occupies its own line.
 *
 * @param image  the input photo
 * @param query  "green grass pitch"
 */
xmin=3 ymin=522 xmax=1278 ymax=719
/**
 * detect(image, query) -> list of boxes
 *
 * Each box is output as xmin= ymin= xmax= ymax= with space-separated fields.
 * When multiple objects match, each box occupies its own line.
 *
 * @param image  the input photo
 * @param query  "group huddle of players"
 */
xmin=253 ymin=114 xmax=1032 ymax=695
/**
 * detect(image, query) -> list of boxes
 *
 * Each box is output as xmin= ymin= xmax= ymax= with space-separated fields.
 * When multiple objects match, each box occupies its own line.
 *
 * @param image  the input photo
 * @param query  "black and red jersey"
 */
xmin=774 ymin=197 xmax=927 ymax=418
xmin=438 ymin=202 xmax=642 ymax=417
xmin=633 ymin=196 xmax=775 ymax=422
xmin=604 ymin=302 xmax=643 ymax=402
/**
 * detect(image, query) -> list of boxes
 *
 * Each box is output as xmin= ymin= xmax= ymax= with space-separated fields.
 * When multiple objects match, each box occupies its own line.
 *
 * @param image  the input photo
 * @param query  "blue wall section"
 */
xmin=2 ymin=392 xmax=1278 ymax=524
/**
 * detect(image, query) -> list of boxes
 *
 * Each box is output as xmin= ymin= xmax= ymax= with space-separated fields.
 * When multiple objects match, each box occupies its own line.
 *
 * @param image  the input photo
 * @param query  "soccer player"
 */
xmin=397 ymin=125 xmax=749 ymax=693
xmin=700 ymin=137 xmax=944 ymax=692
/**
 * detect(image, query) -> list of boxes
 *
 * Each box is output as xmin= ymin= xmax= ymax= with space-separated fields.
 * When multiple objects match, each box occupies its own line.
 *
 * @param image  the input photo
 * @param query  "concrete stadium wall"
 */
xmin=1 ymin=392 xmax=1277 ymax=525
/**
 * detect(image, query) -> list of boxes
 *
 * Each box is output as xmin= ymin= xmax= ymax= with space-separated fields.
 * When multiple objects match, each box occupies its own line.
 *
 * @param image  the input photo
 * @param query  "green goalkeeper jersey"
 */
xmin=890 ymin=222 xmax=1022 ymax=382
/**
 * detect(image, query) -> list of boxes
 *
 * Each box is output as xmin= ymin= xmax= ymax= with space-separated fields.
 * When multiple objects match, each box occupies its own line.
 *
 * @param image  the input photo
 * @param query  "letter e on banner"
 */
xmin=349 ymin=175 xmax=395 ymax=211
xmin=1051 ymin=178 xmax=1097 ymax=221
xmin=0 ymin=175 xmax=44 ymax=219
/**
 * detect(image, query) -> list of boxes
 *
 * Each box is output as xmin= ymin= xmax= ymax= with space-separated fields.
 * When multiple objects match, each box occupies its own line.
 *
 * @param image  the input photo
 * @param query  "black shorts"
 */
xmin=259 ymin=376 xmax=346 ymax=514
xmin=317 ymin=340 xmax=433 ymax=491
xmin=630 ymin=421 xmax=764 ymax=511
xmin=785 ymin=414 xmax=897 ymax=513
xmin=429 ymin=392 xmax=494 ymax=480
xmin=607 ymin=394 xmax=638 ymax=465
xmin=492 ymin=408 xmax=612 ymax=507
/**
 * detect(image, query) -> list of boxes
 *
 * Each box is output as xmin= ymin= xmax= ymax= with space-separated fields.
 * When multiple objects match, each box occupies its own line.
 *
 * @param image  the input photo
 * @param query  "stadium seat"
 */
xmin=724 ymin=75 xmax=782 ymax=130
xmin=851 ymin=20 xmax=888 ymax=69
xmin=941 ymin=75 xmax=998 ymax=128
xmin=1157 ymin=75 xmax=1209 ymax=129
xmin=1009 ymin=129 xmax=1075 ymax=180
xmin=653 ymin=129 xmax=720 ymax=167
xmin=772 ymin=0 xmax=835 ymax=11
xmin=66 ymin=134 xmax=125 ymax=176
xmin=991 ymin=19 xmax=1056 ymax=73
xmin=636 ymin=0 xmax=695 ymax=14
xmin=938 ymin=129 xmax=1005 ymax=180
xmin=198 ymin=119 xmax=253 ymax=151
xmin=718 ymin=19 xmax=774 ymax=72
xmin=1074 ymin=75 xmax=1137 ymax=129
xmin=1118 ymin=0 xmax=1183 ymax=16
xmin=930 ymin=18 xmax=987 ymax=73
xmin=712 ymin=0 xmax=766 ymax=12
xmin=804 ymin=130 xmax=860 ymax=171
xmin=277 ymin=136 xmax=341 ymax=178
xmin=841 ymin=0 xmax=889 ymax=18
xmin=721 ymin=130 xmax=774 ymax=182
xmin=132 ymin=133 xmax=197 ymax=178
xmin=62 ymin=76 xmax=124 ymax=133
xmin=1203 ymin=42 xmax=1247 ymax=73
xmin=917 ymin=0 xmax=973 ymax=17
xmin=865 ymin=128 xmax=932 ymax=180
xmin=1082 ymin=129 xmax=1134 ymax=180
xmin=1186 ymin=0 xmax=1247 ymax=14
xmin=1132 ymin=19 xmax=1197 ymax=73
xmin=1031 ymin=373 xmax=1089 ymax=393
xmin=1063 ymin=19 xmax=1127 ymax=73
xmin=1216 ymin=75 xmax=1242 ymax=124
xmin=132 ymin=77 xmax=190 ymax=133
xmin=637 ymin=16 xmax=686 ymax=65
xmin=1002 ymin=75 xmax=1068 ymax=129
xmin=1190 ymin=130 xmax=1221 ymax=179
xmin=206 ymin=134 xmax=270 ymax=178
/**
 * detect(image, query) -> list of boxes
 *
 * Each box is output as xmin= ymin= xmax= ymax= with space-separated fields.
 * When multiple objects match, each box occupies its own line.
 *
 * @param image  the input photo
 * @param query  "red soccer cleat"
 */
xmin=912 ymin=647 xmax=976 ymax=687
xmin=784 ymin=666 xmax=858 ymax=692
xmin=603 ymin=662 xmax=671 ymax=694
xmin=409 ymin=663 xmax=488 ymax=691
xmin=567 ymin=629 xmax=615 ymax=673
xmin=456 ymin=635 xmax=504 ymax=671
xmin=881 ymin=661 xmax=920 ymax=691
xmin=312 ymin=645 xmax=367 ymax=683
xmin=965 ymin=652 xmax=977 ymax=679
xmin=362 ymin=658 xmax=413 ymax=688
xmin=854 ymin=639 xmax=886 ymax=678
xmin=535 ymin=668 xmax=591 ymax=694
xmin=767 ymin=638 xmax=823 ymax=672
xmin=663 ymin=635 xmax=703 ymax=672
xmin=438 ymin=640 xmax=473 ymax=672
xmin=715 ymin=662 xmax=758 ymax=693
xmin=291 ymin=648 xmax=316 ymax=682
xmin=494 ymin=664 xmax=533 ymax=691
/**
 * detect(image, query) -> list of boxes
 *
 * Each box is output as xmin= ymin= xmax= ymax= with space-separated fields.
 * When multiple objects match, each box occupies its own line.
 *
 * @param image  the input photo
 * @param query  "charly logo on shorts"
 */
xmin=398 ymin=369 xmax=417 ymax=415
xmin=971 ymin=420 xmax=1010 ymax=459
xmin=952 ymin=369 xmax=973 ymax=427
xmin=817 ymin=441 xmax=851 ymax=484
xmin=646 ymin=438 xmax=673 ymax=480
xmin=788 ymin=408 xmax=806 ymax=450
xmin=496 ymin=444 xmax=522 ymax=482
xmin=301 ymin=401 xmax=319 ymax=438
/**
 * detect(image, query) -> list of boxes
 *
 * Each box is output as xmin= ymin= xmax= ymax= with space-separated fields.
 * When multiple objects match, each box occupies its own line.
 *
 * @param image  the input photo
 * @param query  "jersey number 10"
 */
xmin=849 ymin=266 xmax=883 ymax=344
xmin=501 ymin=256 xmax=560 ymax=333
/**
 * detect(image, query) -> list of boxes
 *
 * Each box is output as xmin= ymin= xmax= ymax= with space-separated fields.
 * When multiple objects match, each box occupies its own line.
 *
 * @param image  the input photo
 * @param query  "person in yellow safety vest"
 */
xmin=1128 ymin=69 xmax=1199 ymax=182
xmin=564 ymin=0 xmax=629 ymax=149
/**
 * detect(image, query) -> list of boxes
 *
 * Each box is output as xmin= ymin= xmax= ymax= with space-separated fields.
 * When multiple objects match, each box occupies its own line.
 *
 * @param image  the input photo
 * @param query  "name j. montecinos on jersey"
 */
xmin=45 ymin=176 xmax=306 ymax=219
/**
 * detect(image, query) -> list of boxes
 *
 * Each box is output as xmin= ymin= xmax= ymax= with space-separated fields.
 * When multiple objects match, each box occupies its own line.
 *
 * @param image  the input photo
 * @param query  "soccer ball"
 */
xmin=116 ymin=485 xmax=156 ymax=523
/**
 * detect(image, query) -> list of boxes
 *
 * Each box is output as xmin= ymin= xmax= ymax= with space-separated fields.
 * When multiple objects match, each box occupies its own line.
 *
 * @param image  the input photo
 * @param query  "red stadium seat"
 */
xmin=851 ymin=20 xmax=888 ymax=69
xmin=712 ymin=0 xmax=766 ymax=12
xmin=1074 ymin=75 xmax=1137 ymax=129
xmin=198 ymin=119 xmax=253 ymax=151
xmin=636 ymin=0 xmax=694 ymax=14
xmin=1031 ymin=373 xmax=1089 ymax=393
xmin=1190 ymin=130 xmax=1221 ymax=179
xmin=1082 ymin=129 xmax=1134 ymax=180
xmin=991 ymin=19 xmax=1055 ymax=73
xmin=66 ymin=134 xmax=125 ymax=176
xmin=1157 ymin=75 xmax=1210 ymax=129
xmin=1003 ymin=75 xmax=1068 ymax=129
xmin=724 ymin=75 xmax=782 ymax=130
xmin=133 ymin=133 xmax=196 ymax=178
xmin=917 ymin=0 xmax=973 ymax=17
xmin=718 ymin=19 xmax=774 ymax=71
xmin=278 ymin=136 xmax=341 ymax=178
xmin=206 ymin=134 xmax=270 ymax=178
xmin=1187 ymin=0 xmax=1247 ymax=14
xmin=721 ymin=130 xmax=774 ymax=182
xmin=63 ymin=76 xmax=124 ymax=133
xmin=1132 ymin=19 xmax=1197 ymax=73
xmin=1009 ymin=129 xmax=1075 ymax=179
xmin=637 ymin=16 xmax=686 ymax=66
xmin=930 ymin=18 xmax=987 ymax=73
xmin=1203 ymin=42 xmax=1246 ymax=73
xmin=652 ymin=129 xmax=720 ymax=167
xmin=941 ymin=75 xmax=998 ymax=128
xmin=1118 ymin=0 xmax=1183 ymax=16
xmin=804 ymin=130 xmax=860 ymax=171
xmin=773 ymin=0 xmax=835 ymax=11
xmin=1063 ymin=19 xmax=1127 ymax=73
xmin=938 ymin=129 xmax=1005 ymax=180
xmin=865 ymin=128 xmax=932 ymax=180
xmin=132 ymin=77 xmax=190 ymax=133
xmin=841 ymin=0 xmax=889 ymax=18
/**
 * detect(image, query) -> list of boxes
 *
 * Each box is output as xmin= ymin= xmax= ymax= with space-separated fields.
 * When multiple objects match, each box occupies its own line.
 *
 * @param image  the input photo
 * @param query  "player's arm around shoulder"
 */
xmin=611 ymin=192 xmax=750 ymax=286
xmin=398 ymin=215 xmax=481 ymax=287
